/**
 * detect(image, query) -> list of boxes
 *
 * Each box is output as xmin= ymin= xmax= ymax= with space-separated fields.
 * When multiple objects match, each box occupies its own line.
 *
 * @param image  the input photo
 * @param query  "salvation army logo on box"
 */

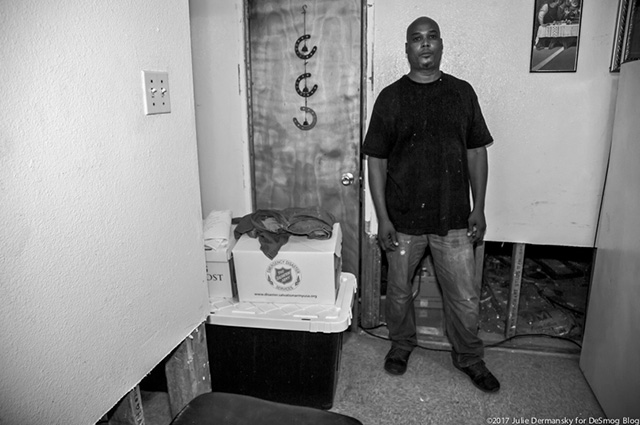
xmin=266 ymin=259 xmax=301 ymax=291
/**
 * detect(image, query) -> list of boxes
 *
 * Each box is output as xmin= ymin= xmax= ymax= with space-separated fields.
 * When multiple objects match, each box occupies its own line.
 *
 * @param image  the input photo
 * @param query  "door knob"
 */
xmin=341 ymin=172 xmax=355 ymax=186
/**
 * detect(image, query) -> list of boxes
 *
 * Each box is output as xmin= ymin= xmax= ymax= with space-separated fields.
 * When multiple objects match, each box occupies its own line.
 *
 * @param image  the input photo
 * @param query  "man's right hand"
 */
xmin=378 ymin=219 xmax=399 ymax=251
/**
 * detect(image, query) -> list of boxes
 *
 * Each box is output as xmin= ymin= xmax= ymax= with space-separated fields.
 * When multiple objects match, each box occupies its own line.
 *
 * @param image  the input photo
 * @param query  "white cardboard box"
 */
xmin=205 ymin=230 xmax=237 ymax=299
xmin=232 ymin=223 xmax=342 ymax=305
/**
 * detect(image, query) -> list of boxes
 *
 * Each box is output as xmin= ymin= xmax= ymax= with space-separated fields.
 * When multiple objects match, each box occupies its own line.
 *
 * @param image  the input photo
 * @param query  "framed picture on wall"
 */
xmin=611 ymin=0 xmax=640 ymax=72
xmin=530 ymin=0 xmax=583 ymax=72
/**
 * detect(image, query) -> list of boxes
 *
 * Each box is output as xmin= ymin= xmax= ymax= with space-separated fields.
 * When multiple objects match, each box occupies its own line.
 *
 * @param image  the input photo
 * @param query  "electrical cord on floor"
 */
xmin=359 ymin=323 xmax=452 ymax=352
xmin=484 ymin=333 xmax=583 ymax=349
xmin=358 ymin=322 xmax=583 ymax=352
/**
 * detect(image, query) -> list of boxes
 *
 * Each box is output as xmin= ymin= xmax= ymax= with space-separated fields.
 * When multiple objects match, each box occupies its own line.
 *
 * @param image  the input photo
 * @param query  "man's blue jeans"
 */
xmin=385 ymin=229 xmax=484 ymax=367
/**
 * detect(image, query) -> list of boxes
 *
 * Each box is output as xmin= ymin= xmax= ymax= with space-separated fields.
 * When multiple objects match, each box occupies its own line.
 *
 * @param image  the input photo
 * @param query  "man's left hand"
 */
xmin=467 ymin=209 xmax=486 ymax=244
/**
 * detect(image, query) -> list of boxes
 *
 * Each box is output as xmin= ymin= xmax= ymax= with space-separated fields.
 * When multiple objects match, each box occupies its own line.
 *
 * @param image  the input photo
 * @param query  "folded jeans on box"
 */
xmin=234 ymin=206 xmax=336 ymax=259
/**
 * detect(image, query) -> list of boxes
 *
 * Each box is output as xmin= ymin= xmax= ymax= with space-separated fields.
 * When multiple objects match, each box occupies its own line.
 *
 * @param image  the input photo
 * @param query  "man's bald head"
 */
xmin=406 ymin=16 xmax=440 ymax=41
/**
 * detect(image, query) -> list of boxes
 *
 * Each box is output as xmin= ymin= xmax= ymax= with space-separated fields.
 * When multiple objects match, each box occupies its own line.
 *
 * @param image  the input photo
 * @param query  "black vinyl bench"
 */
xmin=170 ymin=392 xmax=363 ymax=425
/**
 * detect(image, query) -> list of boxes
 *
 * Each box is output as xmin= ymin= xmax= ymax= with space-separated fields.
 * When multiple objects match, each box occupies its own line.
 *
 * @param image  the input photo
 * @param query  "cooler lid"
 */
xmin=207 ymin=273 xmax=356 ymax=333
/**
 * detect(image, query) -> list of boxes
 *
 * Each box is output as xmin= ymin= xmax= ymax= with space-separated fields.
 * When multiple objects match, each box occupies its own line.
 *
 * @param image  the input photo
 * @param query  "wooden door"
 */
xmin=246 ymin=0 xmax=362 ymax=275
xmin=579 ymin=60 xmax=640 ymax=418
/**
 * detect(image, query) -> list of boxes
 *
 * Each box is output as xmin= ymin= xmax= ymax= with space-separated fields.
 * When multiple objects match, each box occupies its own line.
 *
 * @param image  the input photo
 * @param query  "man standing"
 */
xmin=362 ymin=17 xmax=499 ymax=393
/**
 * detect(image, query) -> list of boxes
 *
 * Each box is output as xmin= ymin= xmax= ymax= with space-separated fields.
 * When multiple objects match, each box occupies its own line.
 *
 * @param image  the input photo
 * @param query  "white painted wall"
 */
xmin=367 ymin=0 xmax=620 ymax=247
xmin=580 ymin=59 xmax=640 ymax=419
xmin=0 ymin=1 xmax=208 ymax=424
xmin=190 ymin=0 xmax=253 ymax=219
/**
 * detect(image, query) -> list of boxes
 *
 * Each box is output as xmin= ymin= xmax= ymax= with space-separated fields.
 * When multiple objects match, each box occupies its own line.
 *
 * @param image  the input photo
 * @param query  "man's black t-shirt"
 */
xmin=362 ymin=73 xmax=493 ymax=235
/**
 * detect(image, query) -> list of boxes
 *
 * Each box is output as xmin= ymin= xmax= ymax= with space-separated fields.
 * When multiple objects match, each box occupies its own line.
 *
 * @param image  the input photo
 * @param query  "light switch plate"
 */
xmin=142 ymin=70 xmax=171 ymax=115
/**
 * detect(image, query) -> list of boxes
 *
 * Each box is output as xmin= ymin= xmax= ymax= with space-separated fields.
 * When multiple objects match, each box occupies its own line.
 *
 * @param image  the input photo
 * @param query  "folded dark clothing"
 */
xmin=283 ymin=206 xmax=335 ymax=238
xmin=234 ymin=210 xmax=289 ymax=259
xmin=234 ymin=207 xmax=336 ymax=259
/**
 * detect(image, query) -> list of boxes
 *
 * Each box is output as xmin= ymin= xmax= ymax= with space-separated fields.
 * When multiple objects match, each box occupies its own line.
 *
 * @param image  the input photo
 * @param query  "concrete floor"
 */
xmin=331 ymin=331 xmax=604 ymax=425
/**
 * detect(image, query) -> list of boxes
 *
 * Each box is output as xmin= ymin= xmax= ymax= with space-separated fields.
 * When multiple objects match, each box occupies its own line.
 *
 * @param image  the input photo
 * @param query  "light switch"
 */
xmin=142 ymin=71 xmax=171 ymax=115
